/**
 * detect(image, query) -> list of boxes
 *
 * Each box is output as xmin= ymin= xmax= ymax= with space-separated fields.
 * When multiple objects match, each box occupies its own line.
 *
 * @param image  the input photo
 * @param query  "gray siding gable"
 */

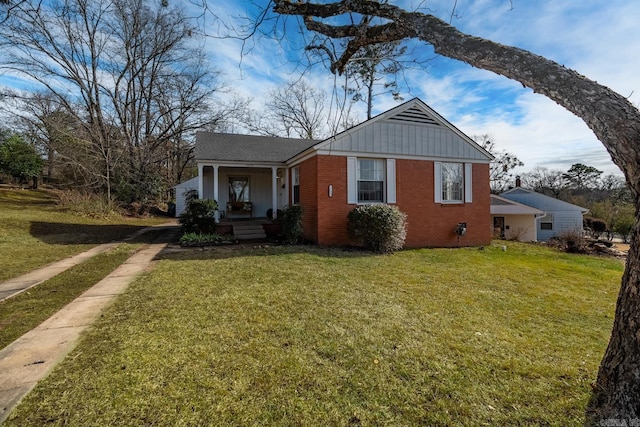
xmin=311 ymin=98 xmax=493 ymax=162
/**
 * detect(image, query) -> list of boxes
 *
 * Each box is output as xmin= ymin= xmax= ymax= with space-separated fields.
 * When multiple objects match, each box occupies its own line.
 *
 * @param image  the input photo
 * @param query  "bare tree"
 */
xmin=473 ymin=134 xmax=524 ymax=193
xmin=520 ymin=166 xmax=566 ymax=198
xmin=238 ymin=79 xmax=357 ymax=140
xmin=0 ymin=0 xmax=26 ymax=25
xmin=271 ymin=0 xmax=640 ymax=421
xmin=19 ymin=94 xmax=100 ymax=187
xmin=265 ymin=79 xmax=329 ymax=139
xmin=0 ymin=0 xmax=222 ymax=203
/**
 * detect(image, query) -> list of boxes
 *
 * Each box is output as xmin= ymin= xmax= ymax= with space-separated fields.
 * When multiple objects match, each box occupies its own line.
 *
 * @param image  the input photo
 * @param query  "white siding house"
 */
xmin=490 ymin=194 xmax=545 ymax=241
xmin=500 ymin=187 xmax=588 ymax=241
xmin=174 ymin=177 xmax=198 ymax=217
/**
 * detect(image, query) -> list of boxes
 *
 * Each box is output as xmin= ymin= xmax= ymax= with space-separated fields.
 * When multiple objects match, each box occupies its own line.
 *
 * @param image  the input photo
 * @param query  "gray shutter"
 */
xmin=386 ymin=158 xmax=396 ymax=204
xmin=347 ymin=157 xmax=357 ymax=204
xmin=465 ymin=163 xmax=473 ymax=203
xmin=434 ymin=162 xmax=442 ymax=203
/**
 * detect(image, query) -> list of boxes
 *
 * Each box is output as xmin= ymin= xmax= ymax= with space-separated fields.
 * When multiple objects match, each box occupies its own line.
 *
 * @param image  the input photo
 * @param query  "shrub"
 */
xmin=179 ymin=232 xmax=236 ymax=247
xmin=0 ymin=134 xmax=43 ymax=187
xmin=178 ymin=190 xmax=218 ymax=234
xmin=347 ymin=204 xmax=407 ymax=253
xmin=507 ymin=227 xmax=529 ymax=242
xmin=54 ymin=189 xmax=121 ymax=219
xmin=279 ymin=204 xmax=304 ymax=244
xmin=584 ymin=218 xmax=607 ymax=239
xmin=551 ymin=230 xmax=588 ymax=253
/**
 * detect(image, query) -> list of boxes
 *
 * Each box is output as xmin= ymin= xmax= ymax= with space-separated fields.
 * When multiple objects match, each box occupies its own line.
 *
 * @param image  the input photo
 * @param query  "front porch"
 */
xmin=198 ymin=164 xmax=289 ymax=222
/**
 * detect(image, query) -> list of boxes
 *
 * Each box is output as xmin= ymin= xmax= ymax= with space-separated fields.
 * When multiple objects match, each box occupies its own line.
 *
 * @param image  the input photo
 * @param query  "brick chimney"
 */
xmin=515 ymin=175 xmax=522 ymax=187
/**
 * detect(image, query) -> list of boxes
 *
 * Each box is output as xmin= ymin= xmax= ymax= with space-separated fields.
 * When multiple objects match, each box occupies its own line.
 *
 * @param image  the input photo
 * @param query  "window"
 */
xmin=347 ymin=157 xmax=396 ymax=204
xmin=540 ymin=213 xmax=553 ymax=230
xmin=292 ymin=167 xmax=300 ymax=204
xmin=435 ymin=162 xmax=472 ymax=203
xmin=441 ymin=162 xmax=463 ymax=202
xmin=357 ymin=158 xmax=385 ymax=203
xmin=228 ymin=177 xmax=249 ymax=202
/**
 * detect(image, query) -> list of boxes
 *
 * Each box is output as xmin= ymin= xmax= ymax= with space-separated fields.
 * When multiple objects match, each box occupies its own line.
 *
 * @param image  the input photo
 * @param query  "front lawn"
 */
xmin=0 ymin=189 xmax=168 ymax=282
xmin=5 ymin=243 xmax=623 ymax=426
xmin=0 ymin=243 xmax=141 ymax=350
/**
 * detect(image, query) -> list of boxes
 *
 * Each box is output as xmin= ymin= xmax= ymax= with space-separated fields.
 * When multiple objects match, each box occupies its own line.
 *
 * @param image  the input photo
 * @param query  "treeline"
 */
xmin=0 ymin=0 xmax=235 ymax=207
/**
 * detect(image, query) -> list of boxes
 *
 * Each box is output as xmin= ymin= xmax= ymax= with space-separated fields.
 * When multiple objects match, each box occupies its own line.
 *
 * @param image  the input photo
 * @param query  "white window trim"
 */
xmin=347 ymin=156 xmax=396 ymax=205
xmin=539 ymin=213 xmax=554 ymax=230
xmin=435 ymin=162 xmax=473 ymax=204
xmin=357 ymin=158 xmax=385 ymax=203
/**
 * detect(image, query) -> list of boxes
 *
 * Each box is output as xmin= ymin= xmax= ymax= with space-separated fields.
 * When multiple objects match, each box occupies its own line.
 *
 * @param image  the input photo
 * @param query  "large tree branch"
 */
xmin=273 ymin=0 xmax=640 ymax=192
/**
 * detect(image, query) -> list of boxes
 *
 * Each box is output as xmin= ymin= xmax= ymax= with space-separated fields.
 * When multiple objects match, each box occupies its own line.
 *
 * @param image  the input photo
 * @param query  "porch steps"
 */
xmin=232 ymin=223 xmax=267 ymax=240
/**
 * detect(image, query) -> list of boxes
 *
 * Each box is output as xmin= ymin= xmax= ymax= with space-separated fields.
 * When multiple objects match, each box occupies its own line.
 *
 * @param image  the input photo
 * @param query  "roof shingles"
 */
xmin=195 ymin=132 xmax=319 ymax=163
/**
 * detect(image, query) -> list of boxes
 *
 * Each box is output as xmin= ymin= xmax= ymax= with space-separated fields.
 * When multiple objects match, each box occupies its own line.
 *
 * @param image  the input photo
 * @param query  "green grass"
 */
xmin=5 ymin=243 xmax=623 ymax=426
xmin=0 ymin=244 xmax=141 ymax=350
xmin=0 ymin=188 xmax=168 ymax=282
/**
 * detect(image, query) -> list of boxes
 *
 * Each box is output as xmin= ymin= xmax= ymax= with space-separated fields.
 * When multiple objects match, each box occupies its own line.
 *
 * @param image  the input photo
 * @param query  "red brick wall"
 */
xmin=299 ymin=155 xmax=492 ymax=248
xmin=396 ymin=160 xmax=491 ymax=247
xmin=296 ymin=156 xmax=319 ymax=243
xmin=315 ymin=156 xmax=353 ymax=246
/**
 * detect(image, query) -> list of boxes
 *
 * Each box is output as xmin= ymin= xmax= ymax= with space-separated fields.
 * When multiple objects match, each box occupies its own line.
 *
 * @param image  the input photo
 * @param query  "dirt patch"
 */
xmin=614 ymin=243 xmax=630 ymax=253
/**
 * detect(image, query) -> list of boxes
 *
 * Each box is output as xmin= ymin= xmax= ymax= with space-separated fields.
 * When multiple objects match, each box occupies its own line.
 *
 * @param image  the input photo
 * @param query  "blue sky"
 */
xmin=203 ymin=0 xmax=639 ymax=177
xmin=2 ymin=1 xmax=638 ymax=177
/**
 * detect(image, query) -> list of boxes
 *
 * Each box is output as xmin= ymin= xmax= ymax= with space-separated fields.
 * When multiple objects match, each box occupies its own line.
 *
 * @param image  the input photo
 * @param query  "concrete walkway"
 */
xmin=0 ymin=222 xmax=172 ymax=302
xmin=0 ymin=243 xmax=121 ymax=301
xmin=0 ymin=223 xmax=178 ymax=424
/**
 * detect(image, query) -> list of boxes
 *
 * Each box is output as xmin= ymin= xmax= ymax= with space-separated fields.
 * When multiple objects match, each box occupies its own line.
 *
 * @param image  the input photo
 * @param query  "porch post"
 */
xmin=271 ymin=166 xmax=278 ymax=220
xmin=198 ymin=163 xmax=204 ymax=199
xmin=213 ymin=164 xmax=219 ymax=222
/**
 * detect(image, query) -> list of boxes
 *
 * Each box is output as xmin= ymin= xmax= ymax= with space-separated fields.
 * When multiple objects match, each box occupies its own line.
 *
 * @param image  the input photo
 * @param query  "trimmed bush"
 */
xmin=279 ymin=205 xmax=304 ymax=244
xmin=348 ymin=204 xmax=407 ymax=253
xmin=178 ymin=190 xmax=218 ymax=234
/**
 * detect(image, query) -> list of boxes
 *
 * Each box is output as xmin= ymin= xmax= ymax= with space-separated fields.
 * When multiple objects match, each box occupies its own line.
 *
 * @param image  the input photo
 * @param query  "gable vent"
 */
xmin=386 ymin=107 xmax=440 ymax=126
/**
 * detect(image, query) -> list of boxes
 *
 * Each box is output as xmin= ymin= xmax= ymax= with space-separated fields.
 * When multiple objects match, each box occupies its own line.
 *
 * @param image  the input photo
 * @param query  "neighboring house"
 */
xmin=173 ymin=177 xmax=198 ymax=217
xmin=490 ymin=194 xmax=545 ymax=241
xmin=500 ymin=186 xmax=588 ymax=242
xmin=189 ymin=98 xmax=494 ymax=248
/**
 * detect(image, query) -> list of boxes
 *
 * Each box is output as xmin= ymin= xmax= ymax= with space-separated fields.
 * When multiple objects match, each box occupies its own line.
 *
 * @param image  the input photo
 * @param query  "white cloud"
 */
xmin=456 ymin=93 xmax=622 ymax=176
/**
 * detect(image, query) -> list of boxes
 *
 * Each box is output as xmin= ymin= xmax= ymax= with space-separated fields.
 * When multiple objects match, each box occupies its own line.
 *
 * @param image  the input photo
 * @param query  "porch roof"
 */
xmin=490 ymin=194 xmax=545 ymax=216
xmin=195 ymin=132 xmax=319 ymax=163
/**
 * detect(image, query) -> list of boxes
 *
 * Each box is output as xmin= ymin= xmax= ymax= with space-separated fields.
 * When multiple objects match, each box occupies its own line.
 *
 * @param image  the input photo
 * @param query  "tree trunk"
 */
xmin=587 ymin=213 xmax=640 ymax=422
xmin=272 ymin=0 xmax=640 ymax=421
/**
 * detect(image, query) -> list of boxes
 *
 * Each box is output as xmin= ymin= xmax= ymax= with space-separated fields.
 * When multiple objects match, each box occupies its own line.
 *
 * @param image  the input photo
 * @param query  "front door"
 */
xmin=493 ymin=216 xmax=505 ymax=239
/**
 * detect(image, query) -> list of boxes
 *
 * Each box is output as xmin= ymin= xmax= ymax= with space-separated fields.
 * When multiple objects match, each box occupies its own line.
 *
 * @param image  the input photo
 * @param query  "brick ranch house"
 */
xmin=191 ymin=98 xmax=494 ymax=248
